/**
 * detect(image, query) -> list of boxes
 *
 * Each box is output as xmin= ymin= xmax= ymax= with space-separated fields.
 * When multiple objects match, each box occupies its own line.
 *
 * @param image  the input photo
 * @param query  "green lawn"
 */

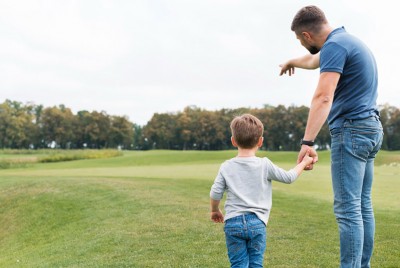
xmin=0 ymin=150 xmax=399 ymax=267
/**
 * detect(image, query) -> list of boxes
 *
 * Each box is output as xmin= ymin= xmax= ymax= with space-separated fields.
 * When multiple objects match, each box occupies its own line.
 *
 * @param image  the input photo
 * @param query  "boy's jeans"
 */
xmin=224 ymin=213 xmax=266 ymax=268
xmin=330 ymin=116 xmax=383 ymax=268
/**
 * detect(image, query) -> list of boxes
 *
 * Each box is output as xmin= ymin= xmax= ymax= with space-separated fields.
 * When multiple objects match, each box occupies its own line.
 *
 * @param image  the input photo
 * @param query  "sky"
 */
xmin=0 ymin=0 xmax=398 ymax=125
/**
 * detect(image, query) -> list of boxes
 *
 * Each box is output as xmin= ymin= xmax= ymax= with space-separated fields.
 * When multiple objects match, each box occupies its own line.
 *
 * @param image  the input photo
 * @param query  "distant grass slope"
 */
xmin=0 ymin=149 xmax=122 ymax=169
xmin=1 ymin=149 xmax=398 ymax=168
xmin=0 ymin=150 xmax=399 ymax=267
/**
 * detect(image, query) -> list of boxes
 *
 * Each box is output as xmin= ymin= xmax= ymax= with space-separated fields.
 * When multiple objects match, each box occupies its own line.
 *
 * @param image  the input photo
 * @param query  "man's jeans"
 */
xmin=330 ymin=116 xmax=383 ymax=268
xmin=224 ymin=213 xmax=266 ymax=268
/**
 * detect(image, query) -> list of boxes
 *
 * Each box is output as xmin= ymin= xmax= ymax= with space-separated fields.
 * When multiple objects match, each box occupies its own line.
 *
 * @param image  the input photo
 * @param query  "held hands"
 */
xmin=210 ymin=209 xmax=224 ymax=223
xmin=298 ymin=145 xmax=318 ymax=170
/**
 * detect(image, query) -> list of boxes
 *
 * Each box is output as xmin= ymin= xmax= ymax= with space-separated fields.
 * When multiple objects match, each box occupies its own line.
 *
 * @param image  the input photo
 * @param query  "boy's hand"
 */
xmin=210 ymin=209 xmax=224 ymax=223
xmin=302 ymin=150 xmax=314 ymax=168
xmin=298 ymin=145 xmax=318 ymax=170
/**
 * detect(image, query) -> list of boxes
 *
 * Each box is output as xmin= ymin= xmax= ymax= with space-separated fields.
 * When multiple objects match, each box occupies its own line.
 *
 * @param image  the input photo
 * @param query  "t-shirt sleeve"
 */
xmin=210 ymin=166 xmax=226 ymax=200
xmin=320 ymin=42 xmax=347 ymax=74
xmin=264 ymin=158 xmax=298 ymax=184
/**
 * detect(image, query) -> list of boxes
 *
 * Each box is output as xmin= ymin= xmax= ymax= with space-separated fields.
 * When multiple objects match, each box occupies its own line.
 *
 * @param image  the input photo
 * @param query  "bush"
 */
xmin=0 ymin=159 xmax=34 ymax=169
xmin=38 ymin=150 xmax=123 ymax=163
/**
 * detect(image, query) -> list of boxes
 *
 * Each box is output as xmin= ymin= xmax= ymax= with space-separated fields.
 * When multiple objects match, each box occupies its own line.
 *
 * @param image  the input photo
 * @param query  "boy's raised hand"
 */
xmin=210 ymin=209 xmax=224 ymax=223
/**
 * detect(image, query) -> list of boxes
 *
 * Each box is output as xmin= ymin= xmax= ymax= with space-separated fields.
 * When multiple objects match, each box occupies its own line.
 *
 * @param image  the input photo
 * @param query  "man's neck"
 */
xmin=317 ymin=24 xmax=333 ymax=47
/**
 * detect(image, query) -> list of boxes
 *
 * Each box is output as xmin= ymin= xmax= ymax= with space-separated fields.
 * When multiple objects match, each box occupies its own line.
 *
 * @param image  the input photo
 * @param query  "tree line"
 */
xmin=0 ymin=100 xmax=134 ymax=150
xmin=1 ymin=100 xmax=400 ymax=151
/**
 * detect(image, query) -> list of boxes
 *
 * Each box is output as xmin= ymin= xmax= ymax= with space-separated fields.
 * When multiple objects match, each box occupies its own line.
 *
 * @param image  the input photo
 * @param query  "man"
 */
xmin=279 ymin=5 xmax=384 ymax=268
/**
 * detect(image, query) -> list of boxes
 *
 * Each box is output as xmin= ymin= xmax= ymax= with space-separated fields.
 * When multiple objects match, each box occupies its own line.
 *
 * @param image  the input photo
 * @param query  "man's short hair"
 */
xmin=230 ymin=114 xmax=264 ymax=149
xmin=291 ymin=5 xmax=327 ymax=34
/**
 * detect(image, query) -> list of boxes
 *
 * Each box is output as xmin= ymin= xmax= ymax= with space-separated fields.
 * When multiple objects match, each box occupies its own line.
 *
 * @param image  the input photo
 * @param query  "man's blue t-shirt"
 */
xmin=320 ymin=27 xmax=379 ymax=129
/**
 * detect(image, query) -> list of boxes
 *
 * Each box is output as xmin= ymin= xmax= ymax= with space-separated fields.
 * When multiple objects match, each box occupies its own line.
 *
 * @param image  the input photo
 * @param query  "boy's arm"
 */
xmin=210 ymin=199 xmax=224 ymax=223
xmin=279 ymin=53 xmax=320 ymax=76
xmin=293 ymin=150 xmax=314 ymax=176
xmin=210 ymin=167 xmax=226 ymax=223
xmin=266 ymin=150 xmax=314 ymax=184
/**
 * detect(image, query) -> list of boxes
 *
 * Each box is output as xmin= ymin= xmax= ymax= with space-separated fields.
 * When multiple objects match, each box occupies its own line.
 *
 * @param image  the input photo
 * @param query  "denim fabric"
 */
xmin=224 ymin=213 xmax=266 ymax=268
xmin=330 ymin=116 xmax=383 ymax=268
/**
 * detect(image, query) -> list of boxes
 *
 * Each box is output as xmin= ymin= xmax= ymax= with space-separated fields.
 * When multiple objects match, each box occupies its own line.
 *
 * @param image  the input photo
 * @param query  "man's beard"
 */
xmin=308 ymin=46 xmax=320 ymax=55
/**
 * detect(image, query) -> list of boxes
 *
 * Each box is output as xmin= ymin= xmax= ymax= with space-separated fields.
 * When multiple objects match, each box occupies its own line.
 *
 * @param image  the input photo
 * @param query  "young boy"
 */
xmin=209 ymin=114 xmax=314 ymax=267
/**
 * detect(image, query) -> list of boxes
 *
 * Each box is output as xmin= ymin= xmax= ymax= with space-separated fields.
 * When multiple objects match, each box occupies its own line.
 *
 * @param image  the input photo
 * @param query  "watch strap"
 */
xmin=300 ymin=139 xmax=315 ymax=146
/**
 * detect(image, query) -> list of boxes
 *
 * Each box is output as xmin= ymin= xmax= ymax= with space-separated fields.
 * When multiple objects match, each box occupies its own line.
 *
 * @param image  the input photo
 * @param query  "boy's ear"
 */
xmin=257 ymin=137 xmax=264 ymax=147
xmin=231 ymin=136 xmax=238 ymax=147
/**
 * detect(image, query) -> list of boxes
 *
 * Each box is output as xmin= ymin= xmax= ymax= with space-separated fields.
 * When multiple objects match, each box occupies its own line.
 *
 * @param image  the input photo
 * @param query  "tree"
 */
xmin=176 ymin=107 xmax=192 ymax=150
xmin=132 ymin=124 xmax=144 ymax=150
xmin=0 ymin=100 xmax=37 ymax=149
xmin=39 ymin=105 xmax=76 ymax=149
xmin=263 ymin=105 xmax=291 ymax=150
xmin=380 ymin=104 xmax=400 ymax=150
xmin=143 ymin=113 xmax=176 ymax=149
xmin=109 ymin=115 xmax=134 ymax=149
xmin=76 ymin=111 xmax=112 ymax=149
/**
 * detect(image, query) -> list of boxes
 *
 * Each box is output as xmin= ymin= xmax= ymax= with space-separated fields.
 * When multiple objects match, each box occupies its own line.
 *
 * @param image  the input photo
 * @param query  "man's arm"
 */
xmin=279 ymin=53 xmax=320 ymax=76
xmin=297 ymin=71 xmax=341 ymax=166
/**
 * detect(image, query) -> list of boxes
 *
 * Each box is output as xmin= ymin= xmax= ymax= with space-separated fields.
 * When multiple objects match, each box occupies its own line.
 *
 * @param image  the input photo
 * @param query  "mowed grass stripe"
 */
xmin=2 ymin=162 xmax=398 ymax=211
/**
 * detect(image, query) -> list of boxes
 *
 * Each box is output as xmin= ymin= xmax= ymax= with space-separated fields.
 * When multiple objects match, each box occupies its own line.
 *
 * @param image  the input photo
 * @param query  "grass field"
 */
xmin=0 ymin=150 xmax=399 ymax=267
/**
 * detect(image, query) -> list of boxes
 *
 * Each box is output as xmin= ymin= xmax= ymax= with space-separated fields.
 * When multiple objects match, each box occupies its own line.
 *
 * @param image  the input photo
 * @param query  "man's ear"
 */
xmin=231 ymin=136 xmax=238 ymax=147
xmin=302 ymin=31 xmax=312 ymax=41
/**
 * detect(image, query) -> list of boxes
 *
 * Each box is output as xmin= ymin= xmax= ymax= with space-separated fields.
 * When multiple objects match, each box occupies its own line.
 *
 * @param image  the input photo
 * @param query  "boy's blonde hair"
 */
xmin=230 ymin=114 xmax=264 ymax=149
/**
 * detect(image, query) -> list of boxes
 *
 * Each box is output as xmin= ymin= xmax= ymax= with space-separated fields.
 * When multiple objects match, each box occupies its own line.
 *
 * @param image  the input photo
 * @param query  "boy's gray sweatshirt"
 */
xmin=210 ymin=156 xmax=298 ymax=226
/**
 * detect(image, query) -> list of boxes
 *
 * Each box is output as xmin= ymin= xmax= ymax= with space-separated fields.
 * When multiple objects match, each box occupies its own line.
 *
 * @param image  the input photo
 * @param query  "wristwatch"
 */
xmin=300 ymin=139 xmax=315 ymax=146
